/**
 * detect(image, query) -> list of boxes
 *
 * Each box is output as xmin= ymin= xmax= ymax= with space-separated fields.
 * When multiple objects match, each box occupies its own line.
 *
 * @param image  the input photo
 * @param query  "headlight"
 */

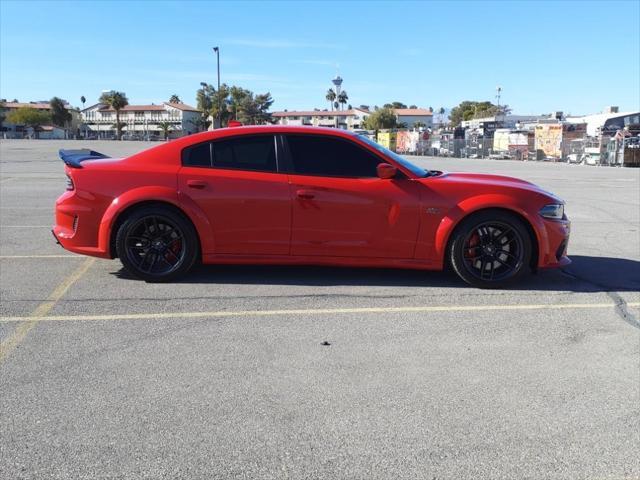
xmin=539 ymin=203 xmax=564 ymax=220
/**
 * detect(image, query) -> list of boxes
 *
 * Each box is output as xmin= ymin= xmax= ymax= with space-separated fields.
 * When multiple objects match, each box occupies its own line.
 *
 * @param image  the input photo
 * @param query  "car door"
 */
xmin=178 ymin=134 xmax=291 ymax=255
xmin=283 ymin=133 xmax=422 ymax=258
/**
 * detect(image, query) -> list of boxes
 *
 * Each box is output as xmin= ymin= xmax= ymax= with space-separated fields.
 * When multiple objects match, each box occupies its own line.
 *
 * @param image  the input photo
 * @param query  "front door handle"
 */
xmin=187 ymin=180 xmax=207 ymax=189
xmin=296 ymin=189 xmax=315 ymax=200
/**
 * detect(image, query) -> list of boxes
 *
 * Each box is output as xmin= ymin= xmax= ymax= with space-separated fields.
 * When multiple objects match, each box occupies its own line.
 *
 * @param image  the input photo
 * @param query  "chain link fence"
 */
xmin=370 ymin=128 xmax=640 ymax=167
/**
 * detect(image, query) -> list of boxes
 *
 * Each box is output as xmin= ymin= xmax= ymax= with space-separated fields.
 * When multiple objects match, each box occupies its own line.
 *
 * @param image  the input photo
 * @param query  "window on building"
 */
xmin=285 ymin=134 xmax=381 ymax=178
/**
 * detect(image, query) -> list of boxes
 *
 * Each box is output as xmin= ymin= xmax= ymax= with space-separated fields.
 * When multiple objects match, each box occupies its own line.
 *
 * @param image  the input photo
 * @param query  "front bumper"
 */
xmin=538 ymin=217 xmax=571 ymax=269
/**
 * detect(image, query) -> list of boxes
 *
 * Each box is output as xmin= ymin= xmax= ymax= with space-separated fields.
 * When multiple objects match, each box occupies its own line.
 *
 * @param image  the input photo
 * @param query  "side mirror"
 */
xmin=377 ymin=162 xmax=397 ymax=179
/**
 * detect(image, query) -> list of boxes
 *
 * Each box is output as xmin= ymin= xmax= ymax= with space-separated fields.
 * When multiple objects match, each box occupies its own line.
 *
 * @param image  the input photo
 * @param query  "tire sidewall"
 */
xmin=115 ymin=206 xmax=198 ymax=282
xmin=449 ymin=210 xmax=533 ymax=289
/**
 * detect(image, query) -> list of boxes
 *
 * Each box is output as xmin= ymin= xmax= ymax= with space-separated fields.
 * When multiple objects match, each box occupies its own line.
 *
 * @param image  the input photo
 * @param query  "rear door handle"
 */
xmin=187 ymin=180 xmax=207 ymax=189
xmin=296 ymin=189 xmax=315 ymax=200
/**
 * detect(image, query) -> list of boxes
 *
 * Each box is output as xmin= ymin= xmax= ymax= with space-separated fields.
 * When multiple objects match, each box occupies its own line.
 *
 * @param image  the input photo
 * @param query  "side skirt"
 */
xmin=201 ymin=253 xmax=440 ymax=271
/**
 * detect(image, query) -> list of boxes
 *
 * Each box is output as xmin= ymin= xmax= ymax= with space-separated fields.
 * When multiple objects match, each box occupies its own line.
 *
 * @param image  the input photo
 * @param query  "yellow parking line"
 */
xmin=0 ymin=255 xmax=79 ymax=259
xmin=0 ymin=301 xmax=637 ymax=324
xmin=0 ymin=258 xmax=95 ymax=362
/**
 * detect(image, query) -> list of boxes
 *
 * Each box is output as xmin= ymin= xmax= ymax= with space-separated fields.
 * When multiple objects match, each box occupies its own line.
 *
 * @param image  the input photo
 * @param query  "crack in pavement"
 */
xmin=560 ymin=269 xmax=639 ymax=329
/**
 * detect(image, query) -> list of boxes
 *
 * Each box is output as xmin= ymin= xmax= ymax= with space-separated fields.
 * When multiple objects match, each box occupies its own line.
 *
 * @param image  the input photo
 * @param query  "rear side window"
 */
xmin=213 ymin=135 xmax=276 ymax=172
xmin=182 ymin=135 xmax=277 ymax=173
xmin=285 ymin=134 xmax=381 ymax=177
xmin=183 ymin=142 xmax=212 ymax=167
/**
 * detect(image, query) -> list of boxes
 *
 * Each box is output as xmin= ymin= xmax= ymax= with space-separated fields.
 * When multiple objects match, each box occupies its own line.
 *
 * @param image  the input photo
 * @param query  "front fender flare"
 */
xmin=433 ymin=194 xmax=547 ymax=268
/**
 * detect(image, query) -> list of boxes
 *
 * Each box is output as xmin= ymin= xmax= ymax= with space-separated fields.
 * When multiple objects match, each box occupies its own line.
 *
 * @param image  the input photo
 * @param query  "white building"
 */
xmin=566 ymin=107 xmax=640 ymax=137
xmin=273 ymin=107 xmax=433 ymax=130
xmin=272 ymin=108 xmax=371 ymax=130
xmin=393 ymin=108 xmax=433 ymax=128
xmin=461 ymin=115 xmax=549 ymax=130
xmin=81 ymin=102 xmax=201 ymax=139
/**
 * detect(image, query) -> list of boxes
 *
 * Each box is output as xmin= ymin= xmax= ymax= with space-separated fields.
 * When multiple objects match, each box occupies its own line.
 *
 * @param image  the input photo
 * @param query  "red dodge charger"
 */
xmin=53 ymin=126 xmax=570 ymax=288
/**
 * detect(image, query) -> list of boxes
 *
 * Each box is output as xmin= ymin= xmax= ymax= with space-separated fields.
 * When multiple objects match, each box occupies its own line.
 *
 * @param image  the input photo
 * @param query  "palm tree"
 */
xmin=99 ymin=91 xmax=129 ymax=140
xmin=337 ymin=90 xmax=348 ymax=111
xmin=157 ymin=121 xmax=173 ymax=140
xmin=169 ymin=94 xmax=181 ymax=104
xmin=80 ymin=95 xmax=86 ymax=109
xmin=326 ymin=89 xmax=336 ymax=111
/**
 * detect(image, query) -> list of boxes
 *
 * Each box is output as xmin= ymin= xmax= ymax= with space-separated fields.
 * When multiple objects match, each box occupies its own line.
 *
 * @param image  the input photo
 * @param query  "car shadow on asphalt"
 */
xmin=111 ymin=255 xmax=640 ymax=292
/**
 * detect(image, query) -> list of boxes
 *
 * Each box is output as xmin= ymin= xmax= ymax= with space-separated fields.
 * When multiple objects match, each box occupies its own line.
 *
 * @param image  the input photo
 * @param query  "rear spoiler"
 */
xmin=59 ymin=149 xmax=110 ymax=168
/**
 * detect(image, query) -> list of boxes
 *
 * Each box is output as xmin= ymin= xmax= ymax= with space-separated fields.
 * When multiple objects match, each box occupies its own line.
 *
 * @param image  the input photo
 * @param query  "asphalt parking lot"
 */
xmin=1 ymin=139 xmax=639 ymax=479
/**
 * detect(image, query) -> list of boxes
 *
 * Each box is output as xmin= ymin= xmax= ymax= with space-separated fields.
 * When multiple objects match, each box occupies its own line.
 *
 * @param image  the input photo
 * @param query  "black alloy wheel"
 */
xmin=449 ymin=211 xmax=532 ymax=288
xmin=116 ymin=206 xmax=198 ymax=282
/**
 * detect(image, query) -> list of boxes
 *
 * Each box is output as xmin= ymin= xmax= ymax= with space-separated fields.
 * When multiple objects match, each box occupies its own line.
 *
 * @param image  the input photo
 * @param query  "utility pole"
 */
xmin=213 ymin=47 xmax=221 ymax=128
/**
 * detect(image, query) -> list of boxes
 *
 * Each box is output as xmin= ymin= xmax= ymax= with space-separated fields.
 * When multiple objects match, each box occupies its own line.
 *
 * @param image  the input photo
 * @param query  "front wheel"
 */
xmin=449 ymin=211 xmax=532 ymax=288
xmin=115 ymin=206 xmax=198 ymax=282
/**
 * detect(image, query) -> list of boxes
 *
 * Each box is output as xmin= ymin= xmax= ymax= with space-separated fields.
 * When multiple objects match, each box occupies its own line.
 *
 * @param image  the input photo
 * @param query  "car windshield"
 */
xmin=357 ymin=134 xmax=431 ymax=177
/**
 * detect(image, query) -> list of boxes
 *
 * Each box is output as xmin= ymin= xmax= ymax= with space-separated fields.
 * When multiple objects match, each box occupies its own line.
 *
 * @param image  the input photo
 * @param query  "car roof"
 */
xmin=176 ymin=125 xmax=359 ymax=146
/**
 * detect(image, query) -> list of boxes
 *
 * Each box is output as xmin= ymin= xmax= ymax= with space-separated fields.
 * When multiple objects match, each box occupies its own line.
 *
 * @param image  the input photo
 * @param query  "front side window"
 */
xmin=285 ymin=134 xmax=381 ymax=178
xmin=182 ymin=135 xmax=277 ymax=172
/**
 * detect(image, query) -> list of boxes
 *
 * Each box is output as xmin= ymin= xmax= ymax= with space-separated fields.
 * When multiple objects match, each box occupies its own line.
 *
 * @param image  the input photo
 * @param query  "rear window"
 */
xmin=182 ymin=135 xmax=277 ymax=173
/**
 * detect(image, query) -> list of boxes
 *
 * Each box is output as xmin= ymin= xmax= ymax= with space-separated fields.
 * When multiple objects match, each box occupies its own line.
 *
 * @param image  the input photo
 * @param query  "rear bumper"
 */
xmin=53 ymin=190 xmax=112 ymax=259
xmin=538 ymin=217 xmax=571 ymax=269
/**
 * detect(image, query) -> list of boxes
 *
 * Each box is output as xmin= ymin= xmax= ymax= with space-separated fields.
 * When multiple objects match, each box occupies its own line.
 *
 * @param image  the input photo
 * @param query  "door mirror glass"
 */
xmin=377 ymin=163 xmax=397 ymax=179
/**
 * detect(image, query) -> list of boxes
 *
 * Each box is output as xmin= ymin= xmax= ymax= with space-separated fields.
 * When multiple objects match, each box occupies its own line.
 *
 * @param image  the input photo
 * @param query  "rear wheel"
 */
xmin=115 ymin=206 xmax=198 ymax=282
xmin=449 ymin=210 xmax=532 ymax=288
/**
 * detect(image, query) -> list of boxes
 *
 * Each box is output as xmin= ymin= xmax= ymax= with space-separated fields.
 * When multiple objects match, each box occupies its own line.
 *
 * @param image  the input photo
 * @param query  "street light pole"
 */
xmin=213 ymin=46 xmax=220 ymax=128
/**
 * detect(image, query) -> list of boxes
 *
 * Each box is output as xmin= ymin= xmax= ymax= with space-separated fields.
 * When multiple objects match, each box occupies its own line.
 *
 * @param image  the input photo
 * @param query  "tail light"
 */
xmin=65 ymin=173 xmax=75 ymax=191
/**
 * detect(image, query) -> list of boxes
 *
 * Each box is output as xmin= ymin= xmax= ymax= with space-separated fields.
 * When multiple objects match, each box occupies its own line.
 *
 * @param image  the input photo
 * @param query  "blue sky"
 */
xmin=1 ymin=0 xmax=638 ymax=115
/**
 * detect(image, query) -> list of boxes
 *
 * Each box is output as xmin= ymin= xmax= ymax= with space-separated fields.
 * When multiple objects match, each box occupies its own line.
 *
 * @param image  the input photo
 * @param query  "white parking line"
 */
xmin=0 ymin=225 xmax=51 ymax=228
xmin=0 ymin=302 xmax=638 ymax=324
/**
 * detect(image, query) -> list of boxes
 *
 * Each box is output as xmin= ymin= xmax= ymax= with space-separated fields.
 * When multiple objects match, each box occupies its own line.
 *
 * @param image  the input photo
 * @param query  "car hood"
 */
xmin=422 ymin=171 xmax=562 ymax=202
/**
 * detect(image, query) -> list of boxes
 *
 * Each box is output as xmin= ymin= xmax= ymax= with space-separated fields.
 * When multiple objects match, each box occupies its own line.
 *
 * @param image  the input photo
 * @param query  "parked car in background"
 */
xmin=53 ymin=126 xmax=570 ymax=288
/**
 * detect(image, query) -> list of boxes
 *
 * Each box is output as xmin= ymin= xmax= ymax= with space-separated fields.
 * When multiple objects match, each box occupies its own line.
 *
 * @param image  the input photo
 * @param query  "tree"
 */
xmin=0 ymin=100 xmax=5 ymax=132
xmin=6 ymin=107 xmax=51 ymax=138
xmin=384 ymin=101 xmax=408 ymax=109
xmin=169 ymin=94 xmax=182 ymax=104
xmin=410 ymin=105 xmax=418 ymax=109
xmin=359 ymin=104 xmax=370 ymax=111
xmin=197 ymin=83 xmax=273 ymax=128
xmin=428 ymin=106 xmax=433 ymax=113
xmin=99 ymin=90 xmax=129 ymax=139
xmin=157 ymin=121 xmax=172 ymax=140
xmin=80 ymin=95 xmax=86 ymax=109
xmin=448 ymin=101 xmax=503 ymax=126
xmin=50 ymin=97 xmax=71 ymax=128
xmin=362 ymin=107 xmax=397 ymax=131
xmin=337 ymin=90 xmax=348 ymax=111
xmin=326 ymin=89 xmax=336 ymax=111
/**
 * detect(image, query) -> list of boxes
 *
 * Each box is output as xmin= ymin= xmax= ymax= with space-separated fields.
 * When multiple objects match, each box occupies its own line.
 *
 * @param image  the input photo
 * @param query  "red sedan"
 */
xmin=53 ymin=126 xmax=570 ymax=288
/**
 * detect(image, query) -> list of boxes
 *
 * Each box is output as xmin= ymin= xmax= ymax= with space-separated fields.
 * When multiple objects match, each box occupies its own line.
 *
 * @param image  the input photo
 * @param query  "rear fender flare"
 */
xmin=98 ymin=186 xmax=214 ymax=256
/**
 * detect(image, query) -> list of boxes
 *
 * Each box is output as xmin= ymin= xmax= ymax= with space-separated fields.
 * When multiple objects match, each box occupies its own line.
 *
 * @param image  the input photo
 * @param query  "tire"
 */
xmin=449 ymin=210 xmax=532 ymax=288
xmin=115 ymin=205 xmax=199 ymax=282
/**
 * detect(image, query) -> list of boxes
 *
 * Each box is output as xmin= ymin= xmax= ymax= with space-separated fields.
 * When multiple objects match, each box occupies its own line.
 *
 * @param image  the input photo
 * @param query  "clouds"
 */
xmin=224 ymin=38 xmax=342 ymax=49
